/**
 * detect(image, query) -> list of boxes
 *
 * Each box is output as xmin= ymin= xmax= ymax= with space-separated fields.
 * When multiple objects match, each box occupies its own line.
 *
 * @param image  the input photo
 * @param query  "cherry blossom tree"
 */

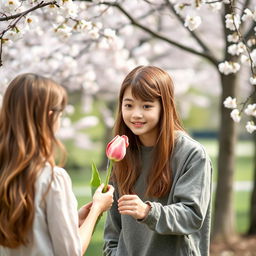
xmin=83 ymin=0 xmax=256 ymax=241
xmin=1 ymin=0 xmax=256 ymax=242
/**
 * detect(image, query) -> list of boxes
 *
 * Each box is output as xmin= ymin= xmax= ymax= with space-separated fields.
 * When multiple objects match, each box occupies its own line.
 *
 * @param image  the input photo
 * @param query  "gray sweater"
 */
xmin=103 ymin=132 xmax=212 ymax=256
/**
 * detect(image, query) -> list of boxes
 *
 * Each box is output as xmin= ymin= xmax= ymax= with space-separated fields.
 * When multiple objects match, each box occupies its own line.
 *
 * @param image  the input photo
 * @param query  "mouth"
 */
xmin=131 ymin=122 xmax=146 ymax=128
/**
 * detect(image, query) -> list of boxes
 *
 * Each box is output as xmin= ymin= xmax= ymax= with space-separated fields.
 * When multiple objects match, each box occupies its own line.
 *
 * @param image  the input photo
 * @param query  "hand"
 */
xmin=118 ymin=194 xmax=151 ymax=220
xmin=92 ymin=184 xmax=114 ymax=213
xmin=78 ymin=202 xmax=93 ymax=227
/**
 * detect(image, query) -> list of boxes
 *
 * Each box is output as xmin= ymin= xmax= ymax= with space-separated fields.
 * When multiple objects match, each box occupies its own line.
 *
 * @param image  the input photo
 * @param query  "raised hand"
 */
xmin=118 ymin=194 xmax=151 ymax=220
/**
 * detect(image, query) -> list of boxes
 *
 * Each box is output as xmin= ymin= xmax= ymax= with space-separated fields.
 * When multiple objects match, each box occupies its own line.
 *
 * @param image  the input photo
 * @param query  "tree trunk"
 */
xmin=247 ymin=92 xmax=256 ymax=235
xmin=212 ymin=73 xmax=238 ymax=242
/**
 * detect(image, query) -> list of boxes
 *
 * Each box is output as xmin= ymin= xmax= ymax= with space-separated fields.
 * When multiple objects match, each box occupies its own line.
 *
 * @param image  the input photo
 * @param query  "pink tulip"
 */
xmin=106 ymin=135 xmax=129 ymax=162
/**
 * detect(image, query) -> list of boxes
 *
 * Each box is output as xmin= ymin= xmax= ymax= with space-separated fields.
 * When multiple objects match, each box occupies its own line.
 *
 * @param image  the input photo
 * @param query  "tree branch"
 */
xmin=0 ymin=1 xmax=58 ymax=21
xmin=100 ymin=1 xmax=219 ymax=67
xmin=164 ymin=0 xmax=214 ymax=57
xmin=0 ymin=1 xmax=58 ymax=67
xmin=244 ymin=21 xmax=256 ymax=42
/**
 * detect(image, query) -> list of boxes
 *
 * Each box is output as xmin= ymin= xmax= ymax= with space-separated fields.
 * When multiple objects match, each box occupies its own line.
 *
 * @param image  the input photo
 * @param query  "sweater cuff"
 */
xmin=137 ymin=201 xmax=158 ymax=225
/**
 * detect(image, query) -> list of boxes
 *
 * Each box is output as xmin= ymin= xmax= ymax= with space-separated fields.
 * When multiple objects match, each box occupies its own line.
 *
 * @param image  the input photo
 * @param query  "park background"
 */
xmin=1 ymin=0 xmax=256 ymax=255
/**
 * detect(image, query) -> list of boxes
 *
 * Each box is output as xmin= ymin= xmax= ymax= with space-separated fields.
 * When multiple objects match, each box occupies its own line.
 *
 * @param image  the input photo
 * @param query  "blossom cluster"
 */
xmin=0 ymin=0 xmax=119 ymax=61
xmin=172 ymin=0 xmax=256 ymax=133
xmin=224 ymin=97 xmax=256 ymax=134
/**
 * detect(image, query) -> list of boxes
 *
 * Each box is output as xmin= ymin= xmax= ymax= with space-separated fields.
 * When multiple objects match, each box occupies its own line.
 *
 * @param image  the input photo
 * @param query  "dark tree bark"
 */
xmin=212 ymin=73 xmax=238 ymax=241
xmin=247 ymin=92 xmax=256 ymax=235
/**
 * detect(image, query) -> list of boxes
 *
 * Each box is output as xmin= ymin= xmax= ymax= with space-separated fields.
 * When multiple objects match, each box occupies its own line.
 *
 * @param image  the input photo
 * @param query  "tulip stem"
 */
xmin=103 ymin=159 xmax=113 ymax=193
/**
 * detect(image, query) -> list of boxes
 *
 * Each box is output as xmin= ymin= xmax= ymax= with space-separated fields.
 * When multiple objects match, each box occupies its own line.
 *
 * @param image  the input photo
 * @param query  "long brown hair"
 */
xmin=113 ymin=66 xmax=184 ymax=198
xmin=0 ymin=73 xmax=67 ymax=248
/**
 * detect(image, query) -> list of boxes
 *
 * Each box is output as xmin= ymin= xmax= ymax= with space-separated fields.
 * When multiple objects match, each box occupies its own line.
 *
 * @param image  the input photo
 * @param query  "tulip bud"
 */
xmin=106 ymin=135 xmax=129 ymax=162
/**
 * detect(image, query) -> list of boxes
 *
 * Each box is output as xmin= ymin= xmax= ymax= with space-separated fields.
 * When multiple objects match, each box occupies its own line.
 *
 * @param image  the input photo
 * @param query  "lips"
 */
xmin=131 ymin=122 xmax=145 ymax=128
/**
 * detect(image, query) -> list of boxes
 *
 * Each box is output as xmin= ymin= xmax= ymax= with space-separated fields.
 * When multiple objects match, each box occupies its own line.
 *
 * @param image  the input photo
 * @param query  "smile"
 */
xmin=131 ymin=122 xmax=145 ymax=127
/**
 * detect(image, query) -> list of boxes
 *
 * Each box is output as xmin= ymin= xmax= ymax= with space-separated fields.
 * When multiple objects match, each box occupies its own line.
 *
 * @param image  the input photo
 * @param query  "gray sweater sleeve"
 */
xmin=140 ymin=147 xmax=212 ymax=235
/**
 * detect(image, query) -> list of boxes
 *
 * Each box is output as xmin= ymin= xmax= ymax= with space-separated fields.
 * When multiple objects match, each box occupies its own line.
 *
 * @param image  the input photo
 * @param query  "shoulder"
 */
xmin=36 ymin=164 xmax=72 ymax=190
xmin=174 ymin=131 xmax=208 ymax=159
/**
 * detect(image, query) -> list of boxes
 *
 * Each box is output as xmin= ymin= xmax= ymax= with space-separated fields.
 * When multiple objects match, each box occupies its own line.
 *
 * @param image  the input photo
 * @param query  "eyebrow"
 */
xmin=123 ymin=98 xmax=133 ymax=102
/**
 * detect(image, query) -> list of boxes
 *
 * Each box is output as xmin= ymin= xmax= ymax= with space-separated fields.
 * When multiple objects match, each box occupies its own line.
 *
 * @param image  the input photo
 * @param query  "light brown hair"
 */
xmin=0 ymin=73 xmax=67 ymax=248
xmin=113 ymin=66 xmax=184 ymax=198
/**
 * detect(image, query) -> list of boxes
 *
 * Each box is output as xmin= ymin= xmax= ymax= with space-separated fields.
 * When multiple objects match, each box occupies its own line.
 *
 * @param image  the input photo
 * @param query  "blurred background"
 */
xmin=1 ymin=0 xmax=256 ymax=255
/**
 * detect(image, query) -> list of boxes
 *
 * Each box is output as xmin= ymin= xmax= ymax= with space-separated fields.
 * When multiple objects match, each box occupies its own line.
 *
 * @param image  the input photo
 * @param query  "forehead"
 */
xmin=122 ymin=86 xmax=156 ymax=102
xmin=123 ymin=87 xmax=161 ymax=105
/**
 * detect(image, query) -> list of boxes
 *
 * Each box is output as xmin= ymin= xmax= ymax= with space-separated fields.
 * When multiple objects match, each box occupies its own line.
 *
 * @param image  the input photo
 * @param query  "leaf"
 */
xmin=90 ymin=162 xmax=102 ymax=196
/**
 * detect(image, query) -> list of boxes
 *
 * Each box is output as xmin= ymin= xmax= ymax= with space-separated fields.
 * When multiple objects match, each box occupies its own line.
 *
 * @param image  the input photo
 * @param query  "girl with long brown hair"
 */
xmin=104 ymin=66 xmax=212 ymax=255
xmin=0 ymin=73 xmax=114 ymax=256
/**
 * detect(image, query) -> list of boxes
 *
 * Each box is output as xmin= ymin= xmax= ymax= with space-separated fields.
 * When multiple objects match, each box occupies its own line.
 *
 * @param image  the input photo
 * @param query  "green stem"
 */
xmin=103 ymin=159 xmax=113 ymax=192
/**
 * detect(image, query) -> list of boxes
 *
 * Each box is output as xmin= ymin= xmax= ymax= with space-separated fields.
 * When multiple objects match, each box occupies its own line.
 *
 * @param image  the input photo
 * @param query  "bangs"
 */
xmin=130 ymin=77 xmax=160 ymax=101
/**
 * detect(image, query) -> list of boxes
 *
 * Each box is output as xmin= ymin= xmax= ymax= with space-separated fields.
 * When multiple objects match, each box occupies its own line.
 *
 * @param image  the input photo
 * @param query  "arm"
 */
xmin=103 ymin=188 xmax=122 ymax=256
xmin=79 ymin=184 xmax=114 ymax=254
xmin=45 ymin=168 xmax=82 ymax=256
xmin=118 ymin=150 xmax=212 ymax=235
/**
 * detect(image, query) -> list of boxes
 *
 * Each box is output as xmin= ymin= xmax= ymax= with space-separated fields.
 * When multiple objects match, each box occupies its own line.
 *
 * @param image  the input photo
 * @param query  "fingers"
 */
xmin=83 ymin=202 xmax=93 ymax=209
xmin=117 ymin=194 xmax=149 ymax=219
xmin=95 ymin=183 xmax=105 ymax=193
xmin=106 ymin=185 xmax=115 ymax=194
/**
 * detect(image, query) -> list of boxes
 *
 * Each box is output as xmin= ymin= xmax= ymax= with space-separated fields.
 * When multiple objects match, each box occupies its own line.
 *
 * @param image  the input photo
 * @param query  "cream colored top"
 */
xmin=0 ymin=164 xmax=82 ymax=256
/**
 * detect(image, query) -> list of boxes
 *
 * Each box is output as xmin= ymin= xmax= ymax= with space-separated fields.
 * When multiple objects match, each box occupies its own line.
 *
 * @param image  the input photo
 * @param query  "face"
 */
xmin=122 ymin=87 xmax=161 ymax=147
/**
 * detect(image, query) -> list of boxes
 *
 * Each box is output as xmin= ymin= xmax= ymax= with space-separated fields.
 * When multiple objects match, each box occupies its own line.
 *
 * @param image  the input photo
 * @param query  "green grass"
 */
xmin=235 ymin=191 xmax=250 ymax=233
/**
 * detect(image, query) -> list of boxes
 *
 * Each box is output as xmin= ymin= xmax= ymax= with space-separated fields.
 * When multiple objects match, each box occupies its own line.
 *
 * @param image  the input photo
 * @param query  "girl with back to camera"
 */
xmin=103 ymin=66 xmax=212 ymax=256
xmin=0 ymin=73 xmax=114 ymax=256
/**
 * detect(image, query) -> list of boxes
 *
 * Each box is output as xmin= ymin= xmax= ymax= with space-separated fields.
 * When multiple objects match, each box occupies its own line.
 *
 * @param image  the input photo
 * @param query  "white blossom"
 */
xmin=240 ymin=54 xmax=250 ymax=64
xmin=242 ymin=8 xmax=253 ymax=22
xmin=250 ymin=76 xmax=256 ymax=85
xmin=174 ymin=3 xmax=185 ymax=15
xmin=242 ymin=8 xmax=256 ymax=22
xmin=208 ymin=2 xmax=222 ymax=12
xmin=227 ymin=33 xmax=239 ymax=43
xmin=246 ymin=121 xmax=256 ymax=134
xmin=225 ymin=14 xmax=241 ymax=31
xmin=244 ymin=104 xmax=256 ymax=117
xmin=103 ymin=28 xmax=116 ymax=39
xmin=218 ymin=61 xmax=240 ymax=75
xmin=59 ymin=0 xmax=78 ymax=18
xmin=4 ymin=28 xmax=24 ymax=42
xmin=184 ymin=15 xmax=202 ymax=31
xmin=1 ymin=0 xmax=21 ymax=13
xmin=228 ymin=42 xmax=246 ymax=56
xmin=223 ymin=0 xmax=231 ymax=4
xmin=88 ymin=28 xmax=100 ymax=39
xmin=223 ymin=96 xmax=237 ymax=109
xmin=54 ymin=24 xmax=72 ymax=39
xmin=230 ymin=109 xmax=241 ymax=123
xmin=247 ymin=38 xmax=256 ymax=48
xmin=74 ymin=20 xmax=92 ymax=32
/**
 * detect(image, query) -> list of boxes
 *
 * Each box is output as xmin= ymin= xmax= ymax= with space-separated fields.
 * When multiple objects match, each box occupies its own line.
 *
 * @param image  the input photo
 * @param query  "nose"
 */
xmin=131 ymin=107 xmax=143 ymax=119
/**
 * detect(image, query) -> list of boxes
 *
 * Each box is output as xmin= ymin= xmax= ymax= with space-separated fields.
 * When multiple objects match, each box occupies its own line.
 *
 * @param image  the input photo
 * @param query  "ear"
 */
xmin=49 ymin=110 xmax=53 ymax=116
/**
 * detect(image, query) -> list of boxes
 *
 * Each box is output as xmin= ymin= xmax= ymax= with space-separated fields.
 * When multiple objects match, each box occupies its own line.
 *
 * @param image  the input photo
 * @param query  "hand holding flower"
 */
xmin=92 ymin=184 xmax=114 ymax=213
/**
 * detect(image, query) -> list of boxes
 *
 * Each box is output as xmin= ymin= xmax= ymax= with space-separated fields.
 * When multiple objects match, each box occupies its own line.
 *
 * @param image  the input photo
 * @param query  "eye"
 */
xmin=123 ymin=103 xmax=132 ymax=108
xmin=143 ymin=104 xmax=153 ymax=109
